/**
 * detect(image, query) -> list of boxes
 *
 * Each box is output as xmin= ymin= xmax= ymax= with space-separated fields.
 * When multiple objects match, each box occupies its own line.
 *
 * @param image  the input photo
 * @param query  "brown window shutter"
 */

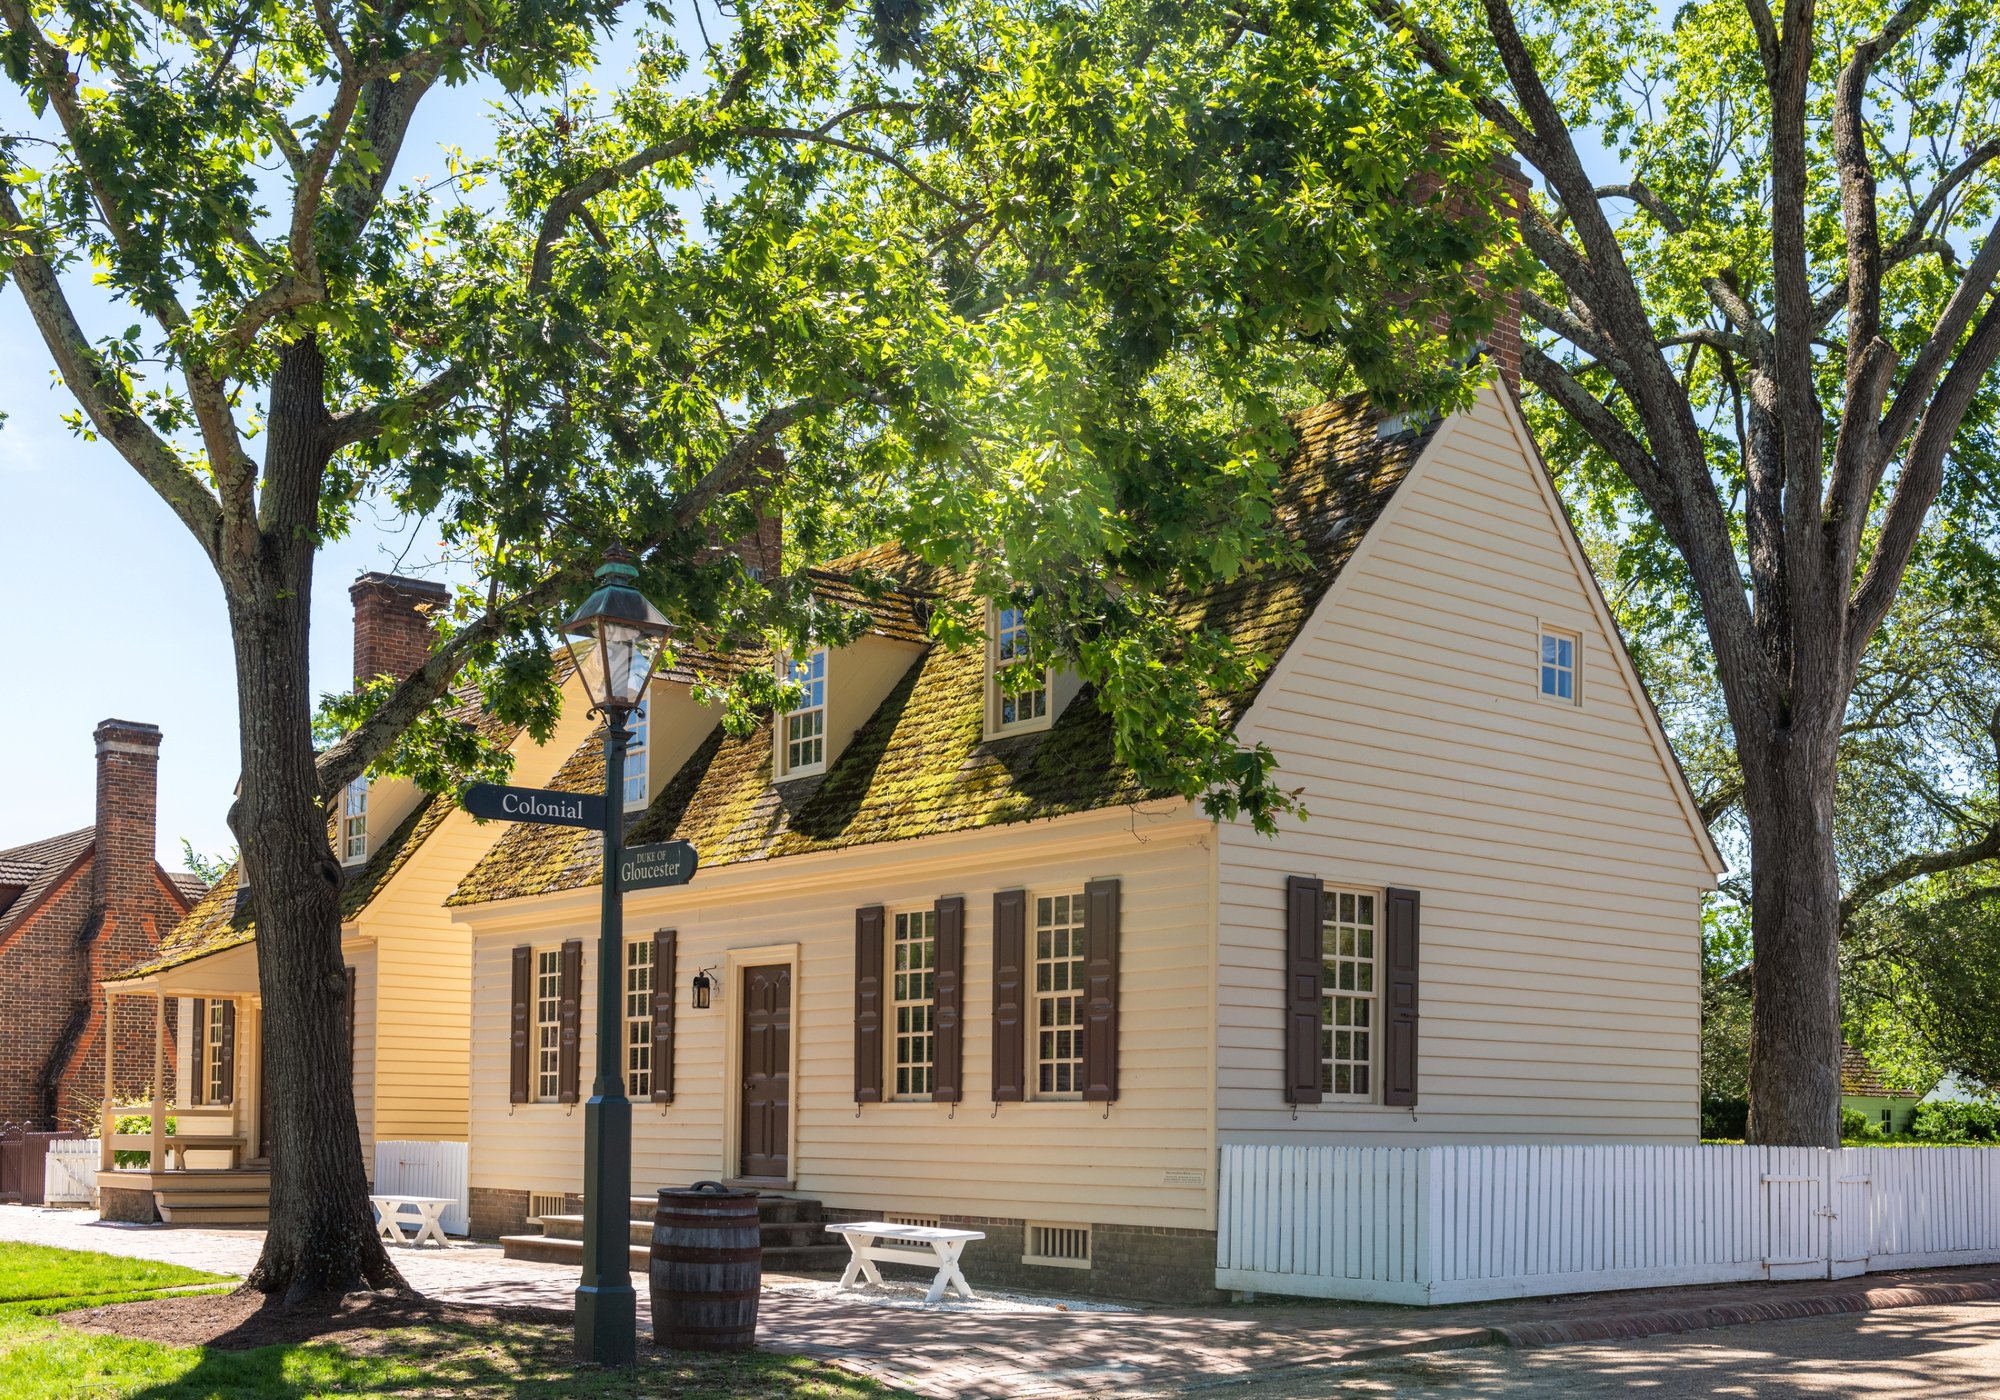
xmin=855 ymin=906 xmax=885 ymax=1103
xmin=188 ymin=998 xmax=206 ymax=1106
xmin=558 ymin=938 xmax=583 ymax=1105
xmin=652 ymin=929 xmax=677 ymax=1104
xmin=217 ymin=1001 xmax=236 ymax=1106
xmin=343 ymin=966 xmax=357 ymax=1071
xmin=932 ymin=896 xmax=965 ymax=1104
xmin=991 ymin=889 xmax=1026 ymax=1102
xmin=1382 ymin=887 xmax=1421 ymax=1107
xmin=509 ymin=946 xmax=531 ymax=1105
xmin=1285 ymin=877 xmax=1326 ymax=1104
xmin=1081 ymin=878 xmax=1121 ymax=1103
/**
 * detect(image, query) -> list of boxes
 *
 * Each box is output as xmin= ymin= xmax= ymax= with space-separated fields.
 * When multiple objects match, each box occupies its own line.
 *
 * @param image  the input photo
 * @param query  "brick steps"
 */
xmin=500 ymin=1189 xmax=846 ymax=1274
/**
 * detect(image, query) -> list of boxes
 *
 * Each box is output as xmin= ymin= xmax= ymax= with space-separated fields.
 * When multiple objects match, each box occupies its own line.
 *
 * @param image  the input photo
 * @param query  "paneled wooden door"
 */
xmin=739 ymin=965 xmax=792 ymax=1180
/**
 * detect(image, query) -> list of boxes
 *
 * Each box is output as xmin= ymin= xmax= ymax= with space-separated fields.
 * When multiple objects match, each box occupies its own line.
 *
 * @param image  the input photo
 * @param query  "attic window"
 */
xmin=781 ymin=650 xmax=828 ymax=777
xmin=1539 ymin=626 xmax=1580 ymax=705
xmin=989 ymin=605 xmax=1050 ymax=736
xmin=340 ymin=777 xmax=368 ymax=865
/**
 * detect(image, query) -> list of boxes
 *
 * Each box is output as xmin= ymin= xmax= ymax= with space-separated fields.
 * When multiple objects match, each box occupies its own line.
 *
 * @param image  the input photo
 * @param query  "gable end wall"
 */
xmin=1218 ymin=388 xmax=1713 ymax=1144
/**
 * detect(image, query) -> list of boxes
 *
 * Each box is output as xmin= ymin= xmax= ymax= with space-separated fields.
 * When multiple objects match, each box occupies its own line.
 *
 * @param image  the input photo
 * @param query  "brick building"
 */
xmin=0 ymin=721 xmax=201 ymax=1130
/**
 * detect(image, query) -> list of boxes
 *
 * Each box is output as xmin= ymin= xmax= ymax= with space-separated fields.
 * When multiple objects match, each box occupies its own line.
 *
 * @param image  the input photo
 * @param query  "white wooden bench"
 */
xmin=825 ymin=1221 xmax=985 ymax=1304
xmin=370 ymin=1194 xmax=455 ymax=1248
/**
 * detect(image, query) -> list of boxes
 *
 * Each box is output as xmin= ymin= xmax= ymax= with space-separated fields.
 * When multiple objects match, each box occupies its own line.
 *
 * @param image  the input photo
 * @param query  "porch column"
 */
xmin=99 ymin=989 xmax=116 ymax=1172
xmin=149 ymin=995 xmax=167 ymax=1172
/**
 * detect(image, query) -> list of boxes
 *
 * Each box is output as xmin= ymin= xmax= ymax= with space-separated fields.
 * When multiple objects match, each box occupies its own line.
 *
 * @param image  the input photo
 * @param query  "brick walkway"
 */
xmin=6 ymin=1206 xmax=2000 ymax=1396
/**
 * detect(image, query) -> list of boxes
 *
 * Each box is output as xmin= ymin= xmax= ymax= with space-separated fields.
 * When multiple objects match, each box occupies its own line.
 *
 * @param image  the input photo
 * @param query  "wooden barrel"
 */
xmin=650 ymin=1181 xmax=761 ymax=1350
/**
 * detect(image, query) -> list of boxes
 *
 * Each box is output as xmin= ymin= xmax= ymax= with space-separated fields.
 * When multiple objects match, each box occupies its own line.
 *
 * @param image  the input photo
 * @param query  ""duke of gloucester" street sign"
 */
xmin=619 ymin=840 xmax=699 ymax=891
xmin=462 ymin=782 xmax=604 ymax=829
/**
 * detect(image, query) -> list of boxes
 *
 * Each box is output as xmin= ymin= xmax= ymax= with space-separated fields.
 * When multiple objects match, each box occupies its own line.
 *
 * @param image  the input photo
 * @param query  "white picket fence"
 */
xmin=372 ymin=1140 xmax=468 ymax=1236
xmin=1217 ymin=1143 xmax=2000 ymax=1304
xmin=42 ymin=1139 xmax=98 ymax=1206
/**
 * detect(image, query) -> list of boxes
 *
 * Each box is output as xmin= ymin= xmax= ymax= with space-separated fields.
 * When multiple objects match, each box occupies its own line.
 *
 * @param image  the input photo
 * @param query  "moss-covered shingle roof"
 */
xmin=449 ymin=394 xmax=1429 ymax=907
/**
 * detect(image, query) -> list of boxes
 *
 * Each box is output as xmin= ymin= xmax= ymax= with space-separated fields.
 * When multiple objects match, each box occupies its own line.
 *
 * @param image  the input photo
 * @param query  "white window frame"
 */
xmin=340 ymin=776 xmax=368 ymax=865
xmin=205 ymin=1000 xmax=228 ymax=1103
xmin=623 ymin=703 xmax=649 ymax=810
xmin=624 ymin=937 xmax=653 ymax=1099
xmin=1321 ymin=887 xmax=1378 ymax=1101
xmin=1539 ymin=624 xmax=1581 ymax=705
xmin=890 ymin=909 xmax=937 ymax=1099
xmin=988 ymin=603 xmax=1052 ymax=737
xmin=534 ymin=947 xmax=563 ymax=1103
xmin=1031 ymin=891 xmax=1087 ymax=1099
xmin=779 ymin=649 xmax=828 ymax=778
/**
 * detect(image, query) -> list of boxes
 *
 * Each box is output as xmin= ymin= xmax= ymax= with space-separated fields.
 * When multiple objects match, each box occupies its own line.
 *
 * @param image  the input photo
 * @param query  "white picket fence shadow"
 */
xmin=1217 ymin=1143 xmax=2000 ymax=1304
xmin=372 ymin=1140 xmax=469 ymax=1236
xmin=43 ymin=1139 xmax=98 ymax=1206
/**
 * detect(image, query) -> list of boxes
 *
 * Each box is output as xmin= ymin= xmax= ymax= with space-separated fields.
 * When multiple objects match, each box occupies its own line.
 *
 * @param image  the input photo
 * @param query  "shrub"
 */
xmin=1840 ymin=1106 xmax=1875 ymax=1141
xmin=109 ymin=1113 xmax=175 ymax=1170
xmin=1911 ymin=1100 xmax=2000 ymax=1143
xmin=1701 ymin=1095 xmax=1749 ymax=1140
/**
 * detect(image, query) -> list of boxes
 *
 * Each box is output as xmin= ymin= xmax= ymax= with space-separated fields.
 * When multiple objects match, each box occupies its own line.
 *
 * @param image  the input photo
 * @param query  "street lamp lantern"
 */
xmin=560 ymin=545 xmax=670 ymax=1368
xmin=562 ymin=547 xmax=671 ymax=713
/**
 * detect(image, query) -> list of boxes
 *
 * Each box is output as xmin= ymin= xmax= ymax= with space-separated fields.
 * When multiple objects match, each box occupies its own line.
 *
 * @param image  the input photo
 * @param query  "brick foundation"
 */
xmin=821 ymin=1207 xmax=1223 ymax=1305
xmin=99 ymin=1186 xmax=159 ymax=1224
xmin=469 ymin=1187 xmax=531 ymax=1239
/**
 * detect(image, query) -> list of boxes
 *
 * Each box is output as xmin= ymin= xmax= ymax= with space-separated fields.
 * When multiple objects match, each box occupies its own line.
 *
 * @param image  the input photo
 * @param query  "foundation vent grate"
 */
xmin=1024 ymin=1222 xmax=1092 ymax=1269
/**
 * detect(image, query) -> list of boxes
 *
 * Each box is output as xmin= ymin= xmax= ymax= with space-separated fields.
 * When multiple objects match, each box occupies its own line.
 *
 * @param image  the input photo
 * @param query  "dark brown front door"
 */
xmin=739 ymin=964 xmax=792 ymax=1180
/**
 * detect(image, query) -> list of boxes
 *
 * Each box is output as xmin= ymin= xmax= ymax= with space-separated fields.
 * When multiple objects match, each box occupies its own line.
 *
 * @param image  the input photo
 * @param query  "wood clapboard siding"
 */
xmin=346 ymin=941 xmax=378 ymax=1172
xmin=1219 ymin=388 xmax=1713 ymax=1145
xmin=463 ymin=808 xmax=1219 ymax=1232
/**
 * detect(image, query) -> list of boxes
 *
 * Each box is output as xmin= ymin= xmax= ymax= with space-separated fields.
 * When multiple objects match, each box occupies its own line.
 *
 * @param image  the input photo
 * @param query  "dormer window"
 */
xmin=623 ymin=703 xmax=649 ymax=809
xmin=989 ymin=604 xmax=1051 ymax=736
xmin=341 ymin=776 xmax=368 ymax=865
xmin=781 ymin=650 xmax=828 ymax=777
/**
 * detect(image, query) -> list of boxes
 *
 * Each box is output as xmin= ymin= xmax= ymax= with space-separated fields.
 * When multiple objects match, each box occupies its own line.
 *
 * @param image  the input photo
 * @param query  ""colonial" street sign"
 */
xmin=463 ymin=783 xmax=605 ymax=829
xmin=619 ymin=840 xmax=699 ymax=891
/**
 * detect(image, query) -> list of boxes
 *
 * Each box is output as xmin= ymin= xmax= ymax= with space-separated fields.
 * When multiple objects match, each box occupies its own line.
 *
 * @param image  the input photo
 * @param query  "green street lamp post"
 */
xmin=560 ymin=547 xmax=671 ymax=1367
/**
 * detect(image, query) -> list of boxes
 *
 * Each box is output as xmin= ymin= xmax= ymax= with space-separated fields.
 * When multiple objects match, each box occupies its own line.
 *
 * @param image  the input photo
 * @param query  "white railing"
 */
xmin=43 ymin=1140 xmax=98 ymax=1205
xmin=1217 ymin=1143 xmax=2000 ymax=1304
xmin=372 ymin=1140 xmax=468 ymax=1236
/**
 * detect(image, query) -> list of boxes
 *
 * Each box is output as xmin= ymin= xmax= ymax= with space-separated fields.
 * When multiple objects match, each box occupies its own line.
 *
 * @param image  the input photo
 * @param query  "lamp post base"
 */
xmin=575 ymin=1282 xmax=638 ymax=1366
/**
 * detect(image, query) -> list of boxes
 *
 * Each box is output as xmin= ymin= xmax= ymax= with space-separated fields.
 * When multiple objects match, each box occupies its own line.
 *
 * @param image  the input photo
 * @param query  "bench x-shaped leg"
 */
xmin=838 ymin=1234 xmax=887 ymax=1289
xmin=923 ymin=1239 xmax=976 ymax=1305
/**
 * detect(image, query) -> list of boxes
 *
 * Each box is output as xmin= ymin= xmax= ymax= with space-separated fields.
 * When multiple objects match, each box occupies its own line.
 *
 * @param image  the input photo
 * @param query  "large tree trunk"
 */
xmin=231 ymin=341 xmax=407 ymax=1303
xmin=1741 ymin=723 xmax=1845 ymax=1148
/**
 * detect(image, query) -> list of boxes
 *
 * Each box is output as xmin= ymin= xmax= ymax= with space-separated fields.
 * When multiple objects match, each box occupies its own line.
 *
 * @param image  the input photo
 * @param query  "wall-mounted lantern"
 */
xmin=691 ymin=966 xmax=716 ymax=1011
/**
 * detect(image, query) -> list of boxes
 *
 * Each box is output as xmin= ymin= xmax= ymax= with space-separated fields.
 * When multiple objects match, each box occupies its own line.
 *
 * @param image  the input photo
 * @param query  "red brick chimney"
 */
xmin=1408 ymin=150 xmax=1528 ymax=399
xmin=91 ymin=719 xmax=161 ymax=921
xmin=350 ymin=573 xmax=450 ymax=688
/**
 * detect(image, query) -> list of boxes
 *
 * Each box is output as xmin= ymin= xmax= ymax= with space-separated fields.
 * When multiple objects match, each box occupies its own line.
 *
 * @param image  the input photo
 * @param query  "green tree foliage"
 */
xmin=1 ymin=0 xmax=1513 ymax=1293
xmin=1371 ymin=0 xmax=2000 ymax=1142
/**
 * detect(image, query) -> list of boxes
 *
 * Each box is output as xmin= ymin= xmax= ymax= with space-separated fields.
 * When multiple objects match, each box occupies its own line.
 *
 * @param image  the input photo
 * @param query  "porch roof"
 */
xmin=448 ymin=394 xmax=1427 ymax=906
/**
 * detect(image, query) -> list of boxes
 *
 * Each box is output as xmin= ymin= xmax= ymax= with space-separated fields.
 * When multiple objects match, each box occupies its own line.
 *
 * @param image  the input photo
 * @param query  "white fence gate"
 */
xmin=42 ymin=1140 xmax=97 ymax=1206
xmin=372 ymin=1140 xmax=469 ymax=1236
xmin=1217 ymin=1143 xmax=2000 ymax=1304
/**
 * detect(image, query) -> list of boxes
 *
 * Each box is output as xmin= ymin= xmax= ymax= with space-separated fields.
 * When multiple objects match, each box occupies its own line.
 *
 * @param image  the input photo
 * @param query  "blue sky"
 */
xmin=0 ymin=25 xmax=656 ymax=867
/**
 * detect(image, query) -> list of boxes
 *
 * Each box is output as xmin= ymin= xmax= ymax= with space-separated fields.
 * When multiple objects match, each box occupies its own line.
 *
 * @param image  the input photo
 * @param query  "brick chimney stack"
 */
xmin=92 ymin=720 xmax=162 ymax=918
xmin=350 ymin=573 xmax=450 ymax=689
xmin=1407 ymin=150 xmax=1529 ymax=399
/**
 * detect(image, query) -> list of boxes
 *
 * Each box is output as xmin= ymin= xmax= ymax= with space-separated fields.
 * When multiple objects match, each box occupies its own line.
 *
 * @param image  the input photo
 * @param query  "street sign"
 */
xmin=619 ymin=840 xmax=699 ymax=891
xmin=463 ymin=783 xmax=605 ymax=829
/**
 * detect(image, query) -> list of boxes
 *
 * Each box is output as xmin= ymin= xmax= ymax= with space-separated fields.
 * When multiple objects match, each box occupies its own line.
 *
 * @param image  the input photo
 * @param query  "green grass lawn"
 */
xmin=0 ymin=1243 xmax=899 ymax=1399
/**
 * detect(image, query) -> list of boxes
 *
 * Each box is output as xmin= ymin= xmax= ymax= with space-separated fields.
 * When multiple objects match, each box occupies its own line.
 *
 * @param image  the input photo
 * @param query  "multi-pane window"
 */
xmin=994 ymin=606 xmax=1048 ymax=729
xmin=891 ymin=910 xmax=937 ymax=1098
xmin=783 ymin=651 xmax=827 ymax=774
xmin=1540 ymin=628 xmax=1579 ymax=703
xmin=535 ymin=949 xmax=563 ymax=1102
xmin=205 ymin=1001 xmax=228 ymax=1103
xmin=341 ymin=777 xmax=368 ymax=863
xmin=623 ymin=705 xmax=649 ymax=809
xmin=1321 ymin=889 xmax=1377 ymax=1098
xmin=625 ymin=938 xmax=653 ymax=1098
xmin=1033 ymin=892 xmax=1086 ymax=1097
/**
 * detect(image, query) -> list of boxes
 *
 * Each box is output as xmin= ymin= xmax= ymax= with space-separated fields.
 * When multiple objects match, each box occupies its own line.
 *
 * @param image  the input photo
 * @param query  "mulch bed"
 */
xmin=65 ymin=1288 xmax=571 ymax=1351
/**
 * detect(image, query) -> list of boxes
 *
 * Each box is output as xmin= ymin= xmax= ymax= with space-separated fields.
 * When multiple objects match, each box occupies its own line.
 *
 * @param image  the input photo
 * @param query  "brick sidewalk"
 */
xmin=6 ymin=1206 xmax=2000 ymax=1397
